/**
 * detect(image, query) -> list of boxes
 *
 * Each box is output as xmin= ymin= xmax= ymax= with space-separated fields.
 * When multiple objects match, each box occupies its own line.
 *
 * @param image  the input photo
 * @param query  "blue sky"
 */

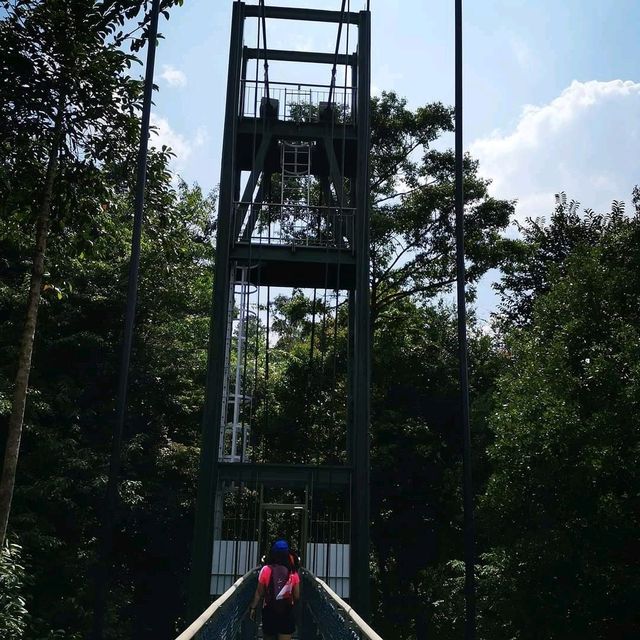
xmin=147 ymin=0 xmax=640 ymax=320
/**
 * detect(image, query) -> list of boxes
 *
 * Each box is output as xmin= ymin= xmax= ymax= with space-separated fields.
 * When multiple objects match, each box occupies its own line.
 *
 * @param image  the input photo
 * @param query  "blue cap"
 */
xmin=273 ymin=539 xmax=289 ymax=551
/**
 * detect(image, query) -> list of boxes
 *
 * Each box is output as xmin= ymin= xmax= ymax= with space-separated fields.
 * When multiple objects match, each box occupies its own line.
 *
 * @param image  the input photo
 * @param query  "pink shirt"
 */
xmin=258 ymin=565 xmax=300 ymax=588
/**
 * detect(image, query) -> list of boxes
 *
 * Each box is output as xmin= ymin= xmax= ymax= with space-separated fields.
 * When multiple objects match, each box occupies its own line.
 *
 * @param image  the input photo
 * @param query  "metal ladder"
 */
xmin=280 ymin=143 xmax=312 ymax=245
xmin=219 ymin=266 xmax=255 ymax=463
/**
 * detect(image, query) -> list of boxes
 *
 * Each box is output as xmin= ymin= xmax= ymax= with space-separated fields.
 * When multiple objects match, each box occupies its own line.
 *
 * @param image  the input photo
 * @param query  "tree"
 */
xmin=369 ymin=92 xmax=515 ymax=323
xmin=0 ymin=0 xmax=181 ymax=546
xmin=495 ymin=191 xmax=632 ymax=328
xmin=257 ymin=290 xmax=350 ymax=465
xmin=369 ymin=297 xmax=501 ymax=640
xmin=246 ymin=92 xmax=514 ymax=638
xmin=1 ymin=179 xmax=215 ymax=637
xmin=482 ymin=208 xmax=640 ymax=639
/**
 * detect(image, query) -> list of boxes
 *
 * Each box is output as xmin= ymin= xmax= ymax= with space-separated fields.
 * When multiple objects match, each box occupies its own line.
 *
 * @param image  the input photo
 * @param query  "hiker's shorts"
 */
xmin=262 ymin=605 xmax=296 ymax=636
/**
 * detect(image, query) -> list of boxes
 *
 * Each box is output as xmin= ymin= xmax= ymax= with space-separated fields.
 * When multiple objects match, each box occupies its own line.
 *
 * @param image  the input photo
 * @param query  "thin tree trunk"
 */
xmin=0 ymin=105 xmax=64 ymax=545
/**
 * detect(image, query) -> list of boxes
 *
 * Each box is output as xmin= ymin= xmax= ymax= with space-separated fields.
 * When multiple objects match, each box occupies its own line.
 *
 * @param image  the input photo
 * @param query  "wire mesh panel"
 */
xmin=233 ymin=203 xmax=354 ymax=248
xmin=197 ymin=572 xmax=258 ymax=640
xmin=241 ymin=80 xmax=353 ymax=122
xmin=211 ymin=540 xmax=259 ymax=595
xmin=302 ymin=571 xmax=373 ymax=640
xmin=211 ymin=484 xmax=261 ymax=596
xmin=182 ymin=570 xmax=381 ymax=640
xmin=307 ymin=512 xmax=351 ymax=598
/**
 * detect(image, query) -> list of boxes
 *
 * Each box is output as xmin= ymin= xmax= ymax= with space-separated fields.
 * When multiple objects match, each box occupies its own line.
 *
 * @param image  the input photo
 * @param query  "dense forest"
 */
xmin=1 ymin=2 xmax=639 ymax=639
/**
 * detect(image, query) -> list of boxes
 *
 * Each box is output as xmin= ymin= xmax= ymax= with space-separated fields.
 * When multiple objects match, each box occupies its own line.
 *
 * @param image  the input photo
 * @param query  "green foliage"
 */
xmin=0 ymin=181 xmax=215 ymax=638
xmin=495 ymin=192 xmax=631 ymax=328
xmin=3 ymin=3 xmax=636 ymax=635
xmin=1 ymin=1 xmax=197 ymax=634
xmin=200 ymin=90 xmax=516 ymax=639
xmin=482 ymin=207 xmax=640 ymax=639
xmin=255 ymin=290 xmax=349 ymax=465
xmin=0 ymin=540 xmax=28 ymax=638
xmin=369 ymin=92 xmax=516 ymax=320
xmin=369 ymin=298 xmax=501 ymax=639
xmin=415 ymin=551 xmax=517 ymax=640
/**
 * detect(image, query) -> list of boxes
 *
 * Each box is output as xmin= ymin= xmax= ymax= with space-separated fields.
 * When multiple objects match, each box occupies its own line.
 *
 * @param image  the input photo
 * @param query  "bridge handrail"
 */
xmin=176 ymin=567 xmax=383 ymax=640
xmin=302 ymin=569 xmax=384 ymax=640
xmin=175 ymin=568 xmax=258 ymax=640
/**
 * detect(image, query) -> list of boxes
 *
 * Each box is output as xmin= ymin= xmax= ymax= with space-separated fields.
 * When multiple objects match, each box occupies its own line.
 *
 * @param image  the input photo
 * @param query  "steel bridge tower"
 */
xmin=189 ymin=2 xmax=371 ymax=620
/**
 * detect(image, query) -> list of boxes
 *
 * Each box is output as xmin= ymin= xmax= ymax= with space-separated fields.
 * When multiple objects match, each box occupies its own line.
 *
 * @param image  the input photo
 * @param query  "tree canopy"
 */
xmin=1 ymin=3 xmax=639 ymax=638
xmin=369 ymin=92 xmax=515 ymax=321
xmin=482 ymin=206 xmax=640 ymax=640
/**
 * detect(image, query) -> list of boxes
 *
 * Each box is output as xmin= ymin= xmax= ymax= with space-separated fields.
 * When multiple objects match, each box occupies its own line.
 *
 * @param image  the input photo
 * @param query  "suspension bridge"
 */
xmin=179 ymin=1 xmax=377 ymax=636
xmin=116 ymin=1 xmax=473 ymax=638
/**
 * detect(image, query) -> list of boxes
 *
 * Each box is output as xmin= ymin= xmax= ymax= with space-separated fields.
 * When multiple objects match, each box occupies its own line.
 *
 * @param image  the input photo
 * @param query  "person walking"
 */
xmin=249 ymin=539 xmax=300 ymax=640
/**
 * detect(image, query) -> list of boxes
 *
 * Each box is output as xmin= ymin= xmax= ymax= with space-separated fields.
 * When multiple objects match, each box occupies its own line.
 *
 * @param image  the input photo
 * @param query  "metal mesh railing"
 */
xmin=175 ymin=570 xmax=258 ymax=640
xmin=233 ymin=202 xmax=354 ymax=249
xmin=302 ymin=570 xmax=384 ymax=640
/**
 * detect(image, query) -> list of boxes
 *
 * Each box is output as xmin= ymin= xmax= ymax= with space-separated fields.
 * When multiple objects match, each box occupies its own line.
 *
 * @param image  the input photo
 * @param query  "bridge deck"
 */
xmin=176 ymin=568 xmax=382 ymax=640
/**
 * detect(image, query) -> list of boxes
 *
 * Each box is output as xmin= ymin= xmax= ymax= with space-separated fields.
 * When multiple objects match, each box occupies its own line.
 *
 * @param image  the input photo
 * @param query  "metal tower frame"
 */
xmin=189 ymin=2 xmax=371 ymax=619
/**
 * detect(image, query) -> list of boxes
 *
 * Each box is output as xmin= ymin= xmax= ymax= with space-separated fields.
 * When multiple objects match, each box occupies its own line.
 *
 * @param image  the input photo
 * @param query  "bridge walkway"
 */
xmin=176 ymin=568 xmax=382 ymax=640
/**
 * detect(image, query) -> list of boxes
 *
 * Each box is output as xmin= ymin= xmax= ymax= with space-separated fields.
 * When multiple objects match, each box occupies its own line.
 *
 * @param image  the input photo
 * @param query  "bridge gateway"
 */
xmin=187 ymin=1 xmax=373 ymax=632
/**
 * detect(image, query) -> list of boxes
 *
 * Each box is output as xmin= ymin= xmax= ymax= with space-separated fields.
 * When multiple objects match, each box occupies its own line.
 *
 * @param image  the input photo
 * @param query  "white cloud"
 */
xmin=160 ymin=64 xmax=187 ymax=88
xmin=150 ymin=114 xmax=192 ymax=167
xmin=194 ymin=126 xmax=208 ymax=148
xmin=470 ymin=80 xmax=640 ymax=222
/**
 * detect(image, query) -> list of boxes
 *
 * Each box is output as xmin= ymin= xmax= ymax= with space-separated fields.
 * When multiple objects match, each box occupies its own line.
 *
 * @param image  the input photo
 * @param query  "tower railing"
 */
xmin=233 ymin=202 xmax=355 ymax=249
xmin=241 ymin=79 xmax=353 ymax=122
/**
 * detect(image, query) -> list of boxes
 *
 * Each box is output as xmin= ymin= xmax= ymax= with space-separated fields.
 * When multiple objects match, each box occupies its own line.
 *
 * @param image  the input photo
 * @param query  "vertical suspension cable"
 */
xmin=258 ymin=0 xmax=270 ymax=100
xmin=309 ymin=289 xmax=317 ymax=365
xmin=229 ymin=5 xmax=265 ymax=579
xmin=331 ymin=0 xmax=352 ymax=464
xmin=244 ymin=264 xmax=261 ymax=465
xmin=305 ymin=287 xmax=318 ymax=465
xmin=252 ymin=473 xmax=260 ymax=567
xmin=308 ymin=472 xmax=315 ymax=572
xmin=252 ymin=268 xmax=262 ymax=463
xmin=454 ymin=1 xmax=477 ymax=638
xmin=328 ymin=1 xmax=350 ymax=583
xmin=326 ymin=14 xmax=341 ymax=466
xmin=232 ymin=479 xmax=242 ymax=582
xmin=238 ymin=5 xmax=264 ymax=467
xmin=214 ymin=474 xmax=225 ymax=594
xmin=328 ymin=0 xmax=348 ymax=106
xmin=263 ymin=285 xmax=270 ymax=463
xmin=239 ymin=277 xmax=254 ymax=466
xmin=91 ymin=2 xmax=160 ymax=637
xmin=319 ymin=275 xmax=330 ymax=464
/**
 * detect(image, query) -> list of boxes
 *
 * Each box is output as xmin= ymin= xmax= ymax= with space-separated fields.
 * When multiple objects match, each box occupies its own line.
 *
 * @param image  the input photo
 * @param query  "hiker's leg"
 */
xmin=261 ymin=606 xmax=277 ymax=639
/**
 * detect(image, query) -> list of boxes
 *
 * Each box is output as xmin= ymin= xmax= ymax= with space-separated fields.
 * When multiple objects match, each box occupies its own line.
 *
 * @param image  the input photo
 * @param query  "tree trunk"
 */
xmin=0 ymin=107 xmax=64 ymax=545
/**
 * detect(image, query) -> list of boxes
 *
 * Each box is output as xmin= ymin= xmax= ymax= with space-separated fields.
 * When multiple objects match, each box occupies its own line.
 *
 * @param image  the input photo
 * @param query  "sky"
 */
xmin=146 ymin=0 xmax=640 ymax=321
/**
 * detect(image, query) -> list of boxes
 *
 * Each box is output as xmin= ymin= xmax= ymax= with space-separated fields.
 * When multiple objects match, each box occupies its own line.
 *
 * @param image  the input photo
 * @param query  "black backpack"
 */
xmin=266 ymin=564 xmax=292 ymax=614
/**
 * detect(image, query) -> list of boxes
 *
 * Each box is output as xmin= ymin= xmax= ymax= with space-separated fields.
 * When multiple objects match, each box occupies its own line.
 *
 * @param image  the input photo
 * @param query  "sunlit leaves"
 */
xmin=482 ymin=211 xmax=640 ymax=639
xmin=368 ymin=92 xmax=515 ymax=320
